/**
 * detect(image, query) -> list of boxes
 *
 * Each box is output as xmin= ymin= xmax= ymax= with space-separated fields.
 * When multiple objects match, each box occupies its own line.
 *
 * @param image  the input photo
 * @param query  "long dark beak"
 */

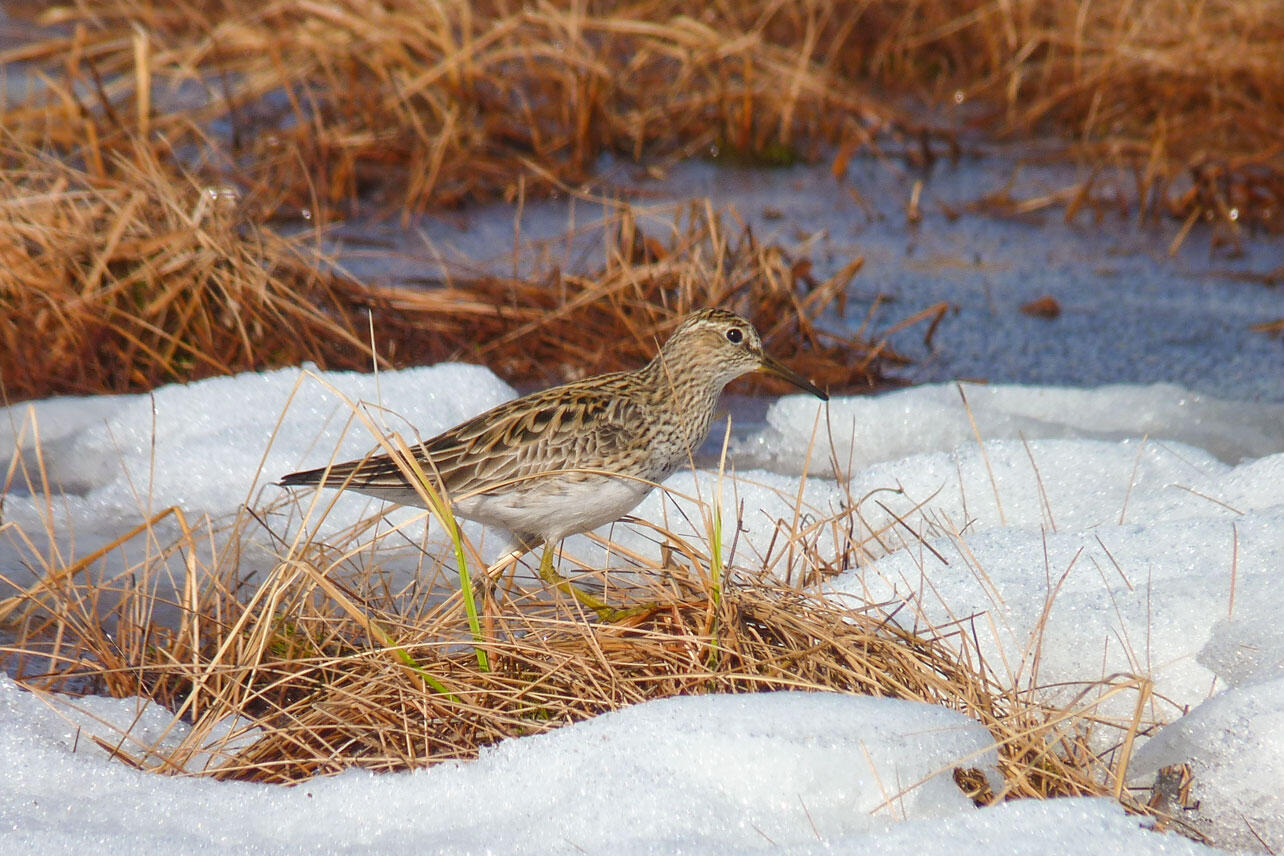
xmin=758 ymin=353 xmax=828 ymax=400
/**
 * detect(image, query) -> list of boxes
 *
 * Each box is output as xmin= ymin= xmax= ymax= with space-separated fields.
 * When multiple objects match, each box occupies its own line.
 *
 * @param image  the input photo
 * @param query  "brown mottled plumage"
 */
xmin=279 ymin=309 xmax=827 ymax=553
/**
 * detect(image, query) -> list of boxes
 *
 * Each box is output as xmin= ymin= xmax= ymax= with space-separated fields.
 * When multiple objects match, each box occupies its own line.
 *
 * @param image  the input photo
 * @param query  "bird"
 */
xmin=278 ymin=308 xmax=828 ymax=614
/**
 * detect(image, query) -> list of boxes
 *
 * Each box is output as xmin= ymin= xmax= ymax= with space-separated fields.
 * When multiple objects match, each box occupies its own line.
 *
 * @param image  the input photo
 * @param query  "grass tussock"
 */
xmin=0 ymin=429 xmax=1170 ymax=819
xmin=0 ymin=499 xmax=1130 ymax=801
xmin=5 ymin=0 xmax=921 ymax=215
xmin=6 ymin=0 xmax=1280 ymax=230
xmin=0 ymin=141 xmax=378 ymax=399
xmin=0 ymin=136 xmax=906 ymax=401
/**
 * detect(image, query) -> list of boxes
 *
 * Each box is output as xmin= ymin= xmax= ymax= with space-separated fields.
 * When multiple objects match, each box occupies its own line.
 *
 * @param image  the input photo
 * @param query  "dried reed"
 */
xmin=5 ymin=0 xmax=1278 ymax=230
xmin=4 ymin=0 xmax=920 ymax=213
xmin=0 ymin=138 xmax=900 ymax=401
xmin=0 ymin=139 xmax=377 ymax=399
xmin=0 ymin=426 xmax=1166 ymax=815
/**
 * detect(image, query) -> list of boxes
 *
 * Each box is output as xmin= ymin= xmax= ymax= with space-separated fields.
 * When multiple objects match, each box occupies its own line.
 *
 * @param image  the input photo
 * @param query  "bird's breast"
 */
xmin=455 ymin=471 xmax=657 ymax=543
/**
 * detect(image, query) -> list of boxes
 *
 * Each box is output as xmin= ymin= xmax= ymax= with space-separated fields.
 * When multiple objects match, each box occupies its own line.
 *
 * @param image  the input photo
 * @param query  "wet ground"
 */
xmin=328 ymin=149 xmax=1284 ymax=402
xmin=4 ymin=2 xmax=1278 ymax=401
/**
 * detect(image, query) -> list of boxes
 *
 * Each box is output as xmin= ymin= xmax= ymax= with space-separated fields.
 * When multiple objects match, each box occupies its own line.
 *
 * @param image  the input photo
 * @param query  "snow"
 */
xmin=1131 ymin=678 xmax=1284 ymax=852
xmin=4 ymin=150 xmax=1283 ymax=853
xmin=3 ymin=365 xmax=1282 ymax=854
xmin=0 ymin=675 xmax=1209 ymax=855
xmin=740 ymin=382 xmax=1284 ymax=473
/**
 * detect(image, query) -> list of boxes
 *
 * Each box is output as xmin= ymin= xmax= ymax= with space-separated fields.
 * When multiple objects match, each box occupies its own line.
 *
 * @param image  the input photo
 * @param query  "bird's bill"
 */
xmin=758 ymin=354 xmax=829 ymax=400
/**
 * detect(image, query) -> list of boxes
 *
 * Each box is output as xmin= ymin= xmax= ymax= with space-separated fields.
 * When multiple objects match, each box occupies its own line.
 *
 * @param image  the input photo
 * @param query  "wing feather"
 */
xmin=278 ymin=374 xmax=650 ymax=504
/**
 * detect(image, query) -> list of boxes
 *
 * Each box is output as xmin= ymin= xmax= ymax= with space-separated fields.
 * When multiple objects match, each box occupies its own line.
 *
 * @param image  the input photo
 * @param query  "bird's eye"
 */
xmin=725 ymin=327 xmax=744 ymax=344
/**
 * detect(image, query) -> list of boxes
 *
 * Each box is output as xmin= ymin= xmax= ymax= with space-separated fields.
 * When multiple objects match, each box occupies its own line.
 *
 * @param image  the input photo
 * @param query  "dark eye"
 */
xmin=725 ymin=327 xmax=744 ymax=344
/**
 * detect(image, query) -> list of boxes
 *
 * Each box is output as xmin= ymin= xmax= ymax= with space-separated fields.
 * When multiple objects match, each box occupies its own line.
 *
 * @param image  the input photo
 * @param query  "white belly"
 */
xmin=453 ymin=474 xmax=656 ymax=544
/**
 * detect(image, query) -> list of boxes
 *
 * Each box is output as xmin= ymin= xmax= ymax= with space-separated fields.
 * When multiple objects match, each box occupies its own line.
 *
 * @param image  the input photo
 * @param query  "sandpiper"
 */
xmin=279 ymin=308 xmax=827 ymax=611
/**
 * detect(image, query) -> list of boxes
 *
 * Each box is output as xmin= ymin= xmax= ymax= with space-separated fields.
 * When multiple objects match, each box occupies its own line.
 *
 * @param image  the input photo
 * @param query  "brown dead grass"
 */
xmin=2 ymin=0 xmax=1277 ymax=400
xmin=5 ymin=0 xmax=1279 ymax=230
xmin=5 ymin=0 xmax=923 ymax=215
xmin=0 ymin=139 xmax=906 ymax=402
xmin=0 ymin=396 xmax=1175 ymax=817
xmin=0 ymin=483 xmax=1148 ymax=806
xmin=0 ymin=140 xmax=379 ymax=399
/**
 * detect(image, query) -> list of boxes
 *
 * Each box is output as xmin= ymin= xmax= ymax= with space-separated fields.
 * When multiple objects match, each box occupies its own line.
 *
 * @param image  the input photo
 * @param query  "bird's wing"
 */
xmin=279 ymin=375 xmax=650 ymax=502
xmin=424 ymin=377 xmax=649 ymax=498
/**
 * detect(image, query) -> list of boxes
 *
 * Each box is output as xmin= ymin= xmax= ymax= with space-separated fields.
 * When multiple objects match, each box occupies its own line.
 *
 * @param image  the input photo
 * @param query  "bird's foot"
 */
xmin=536 ymin=545 xmax=654 ymax=622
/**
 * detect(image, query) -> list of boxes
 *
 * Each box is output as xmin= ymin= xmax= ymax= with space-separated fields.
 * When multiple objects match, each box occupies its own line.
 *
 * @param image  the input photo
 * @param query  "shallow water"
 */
xmin=326 ymin=149 xmax=1284 ymax=402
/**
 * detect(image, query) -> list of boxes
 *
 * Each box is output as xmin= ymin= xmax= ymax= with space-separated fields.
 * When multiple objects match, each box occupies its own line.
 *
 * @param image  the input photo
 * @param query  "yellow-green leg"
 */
xmin=536 ymin=542 xmax=650 ymax=622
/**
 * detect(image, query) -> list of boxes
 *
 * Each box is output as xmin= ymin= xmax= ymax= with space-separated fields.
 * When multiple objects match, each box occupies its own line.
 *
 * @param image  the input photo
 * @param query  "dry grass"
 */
xmin=0 ymin=139 xmax=379 ymax=399
xmin=928 ymin=0 xmax=1284 ymax=242
xmin=0 ymin=497 xmax=1134 ymax=802
xmin=0 ymin=407 xmax=1172 ymax=819
xmin=0 ymin=0 xmax=1263 ymax=836
xmin=2 ymin=0 xmax=1276 ymax=400
xmin=0 ymin=138 xmax=906 ymax=402
xmin=5 ymin=0 xmax=1279 ymax=231
xmin=4 ymin=0 xmax=923 ymax=214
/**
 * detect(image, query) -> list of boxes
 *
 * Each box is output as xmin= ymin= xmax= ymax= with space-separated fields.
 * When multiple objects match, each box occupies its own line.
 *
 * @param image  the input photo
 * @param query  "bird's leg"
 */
xmin=536 ymin=541 xmax=603 ymax=608
xmin=535 ymin=541 xmax=649 ymax=622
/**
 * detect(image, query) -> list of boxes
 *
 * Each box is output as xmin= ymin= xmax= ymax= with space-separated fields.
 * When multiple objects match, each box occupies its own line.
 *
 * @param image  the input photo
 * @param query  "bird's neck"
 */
xmin=638 ymin=351 xmax=722 ymax=444
xmin=641 ymin=350 xmax=720 ymax=404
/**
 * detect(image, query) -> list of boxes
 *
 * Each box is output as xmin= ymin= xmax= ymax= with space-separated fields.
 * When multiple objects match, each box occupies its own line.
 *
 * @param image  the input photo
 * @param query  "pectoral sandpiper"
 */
xmin=279 ymin=308 xmax=827 ymax=613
